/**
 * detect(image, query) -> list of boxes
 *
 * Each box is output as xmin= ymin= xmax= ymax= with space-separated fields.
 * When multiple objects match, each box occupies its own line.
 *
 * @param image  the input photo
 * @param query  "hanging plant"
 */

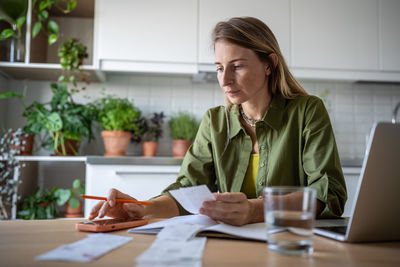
xmin=31 ymin=0 xmax=77 ymax=45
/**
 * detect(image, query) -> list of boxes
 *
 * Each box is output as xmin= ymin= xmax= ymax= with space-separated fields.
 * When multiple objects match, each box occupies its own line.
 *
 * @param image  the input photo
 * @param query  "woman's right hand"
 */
xmin=89 ymin=188 xmax=146 ymax=220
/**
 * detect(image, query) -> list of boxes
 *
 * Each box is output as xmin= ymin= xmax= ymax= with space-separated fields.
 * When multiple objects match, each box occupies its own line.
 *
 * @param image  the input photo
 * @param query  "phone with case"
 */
xmin=76 ymin=218 xmax=148 ymax=232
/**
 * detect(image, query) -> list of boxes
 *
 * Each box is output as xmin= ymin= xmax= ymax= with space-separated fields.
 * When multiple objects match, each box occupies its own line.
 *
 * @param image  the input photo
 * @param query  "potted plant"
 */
xmin=0 ymin=0 xmax=28 ymax=62
xmin=17 ymin=187 xmax=59 ymax=220
xmin=94 ymin=95 xmax=141 ymax=157
xmin=22 ymin=83 xmax=96 ymax=156
xmin=0 ymin=128 xmax=24 ymax=219
xmin=168 ymin=112 xmax=199 ymax=158
xmin=0 ymin=88 xmax=35 ymax=155
xmin=138 ymin=112 xmax=165 ymax=157
xmin=54 ymin=178 xmax=84 ymax=218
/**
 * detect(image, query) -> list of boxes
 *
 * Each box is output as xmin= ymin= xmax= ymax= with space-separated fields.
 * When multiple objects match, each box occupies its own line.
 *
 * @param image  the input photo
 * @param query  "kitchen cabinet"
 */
xmin=198 ymin=0 xmax=291 ymax=67
xmin=379 ymin=0 xmax=400 ymax=71
xmin=84 ymin=162 xmax=180 ymax=217
xmin=95 ymin=0 xmax=198 ymax=74
xmin=291 ymin=0 xmax=378 ymax=71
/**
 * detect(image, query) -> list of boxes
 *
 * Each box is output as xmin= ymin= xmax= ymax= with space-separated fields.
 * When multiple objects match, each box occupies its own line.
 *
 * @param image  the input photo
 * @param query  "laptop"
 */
xmin=314 ymin=122 xmax=400 ymax=242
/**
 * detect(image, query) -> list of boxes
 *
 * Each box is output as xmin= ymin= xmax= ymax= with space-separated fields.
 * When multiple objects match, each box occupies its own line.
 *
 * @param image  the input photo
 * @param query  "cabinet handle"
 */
xmin=115 ymin=171 xmax=179 ymax=175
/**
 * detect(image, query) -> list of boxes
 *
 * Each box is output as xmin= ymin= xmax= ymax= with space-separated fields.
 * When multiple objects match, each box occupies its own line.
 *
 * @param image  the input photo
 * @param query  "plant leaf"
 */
xmin=0 ymin=29 xmax=15 ymax=40
xmin=0 ymin=91 xmax=23 ymax=99
xmin=48 ymin=33 xmax=58 ymax=45
xmin=37 ymin=9 xmax=48 ymax=20
xmin=69 ymin=198 xmax=80 ymax=209
xmin=45 ymin=112 xmax=62 ymax=131
xmin=47 ymin=20 xmax=58 ymax=34
xmin=72 ymin=179 xmax=80 ymax=190
xmin=16 ymin=16 xmax=26 ymax=31
xmin=67 ymin=0 xmax=77 ymax=12
xmin=32 ymin=22 xmax=41 ymax=38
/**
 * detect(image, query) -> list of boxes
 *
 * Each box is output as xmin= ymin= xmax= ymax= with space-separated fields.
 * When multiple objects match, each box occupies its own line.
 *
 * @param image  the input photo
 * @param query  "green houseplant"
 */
xmin=31 ymin=0 xmax=77 ymax=45
xmin=57 ymin=38 xmax=89 ymax=87
xmin=23 ymin=83 xmax=96 ymax=156
xmin=54 ymin=178 xmax=84 ymax=217
xmin=0 ymin=0 xmax=28 ymax=62
xmin=138 ymin=112 xmax=165 ymax=157
xmin=0 ymin=128 xmax=24 ymax=219
xmin=17 ymin=187 xmax=59 ymax=219
xmin=0 ymin=88 xmax=36 ymax=155
xmin=168 ymin=112 xmax=199 ymax=158
xmin=94 ymin=95 xmax=141 ymax=157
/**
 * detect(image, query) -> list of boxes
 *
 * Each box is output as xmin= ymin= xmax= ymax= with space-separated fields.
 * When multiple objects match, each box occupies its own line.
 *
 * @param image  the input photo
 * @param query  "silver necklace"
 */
xmin=239 ymin=105 xmax=261 ymax=128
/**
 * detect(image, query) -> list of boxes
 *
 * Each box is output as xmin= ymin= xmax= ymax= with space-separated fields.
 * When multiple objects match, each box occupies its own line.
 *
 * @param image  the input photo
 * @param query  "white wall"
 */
xmin=4 ymin=74 xmax=400 ymax=160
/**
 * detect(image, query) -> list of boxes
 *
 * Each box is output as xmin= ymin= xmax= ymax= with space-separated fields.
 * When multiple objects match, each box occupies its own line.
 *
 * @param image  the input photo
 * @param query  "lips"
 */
xmin=225 ymin=90 xmax=240 ymax=96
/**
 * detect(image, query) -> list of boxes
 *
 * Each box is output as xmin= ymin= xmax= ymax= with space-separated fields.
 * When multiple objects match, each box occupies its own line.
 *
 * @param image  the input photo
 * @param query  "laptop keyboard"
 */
xmin=316 ymin=226 xmax=348 ymax=235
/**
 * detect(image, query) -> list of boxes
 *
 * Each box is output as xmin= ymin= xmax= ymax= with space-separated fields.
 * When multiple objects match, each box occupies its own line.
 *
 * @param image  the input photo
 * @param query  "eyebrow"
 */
xmin=214 ymin=58 xmax=248 ymax=65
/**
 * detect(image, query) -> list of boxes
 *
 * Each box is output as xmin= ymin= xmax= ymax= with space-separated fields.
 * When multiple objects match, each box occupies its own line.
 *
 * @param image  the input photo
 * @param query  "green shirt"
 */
xmin=162 ymin=93 xmax=347 ymax=218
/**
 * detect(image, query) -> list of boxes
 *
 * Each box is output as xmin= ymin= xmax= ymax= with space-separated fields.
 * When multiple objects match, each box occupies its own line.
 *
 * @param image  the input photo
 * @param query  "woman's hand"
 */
xmin=89 ymin=188 xmax=146 ymax=220
xmin=199 ymin=192 xmax=259 ymax=226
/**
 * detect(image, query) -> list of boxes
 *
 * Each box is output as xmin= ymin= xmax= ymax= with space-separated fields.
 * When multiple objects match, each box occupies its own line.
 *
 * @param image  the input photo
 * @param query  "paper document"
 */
xmin=169 ymin=185 xmax=215 ymax=214
xmin=36 ymin=233 xmax=132 ymax=262
xmin=129 ymin=214 xmax=276 ymax=241
xmin=135 ymin=236 xmax=207 ymax=266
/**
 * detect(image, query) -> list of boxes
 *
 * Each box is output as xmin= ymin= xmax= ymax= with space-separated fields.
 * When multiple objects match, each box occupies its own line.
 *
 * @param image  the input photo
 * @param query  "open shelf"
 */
xmin=0 ymin=0 xmax=100 ymax=81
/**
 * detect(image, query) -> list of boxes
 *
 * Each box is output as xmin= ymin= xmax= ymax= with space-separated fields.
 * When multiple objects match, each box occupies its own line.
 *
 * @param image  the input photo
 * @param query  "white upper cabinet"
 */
xmin=95 ymin=0 xmax=198 ymax=74
xmin=379 ymin=0 xmax=400 ymax=71
xmin=291 ymin=0 xmax=379 ymax=71
xmin=198 ymin=0 xmax=291 ymax=66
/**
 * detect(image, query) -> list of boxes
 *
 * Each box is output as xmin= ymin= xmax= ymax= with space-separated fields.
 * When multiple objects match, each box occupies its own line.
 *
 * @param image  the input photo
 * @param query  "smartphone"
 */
xmin=76 ymin=218 xmax=148 ymax=232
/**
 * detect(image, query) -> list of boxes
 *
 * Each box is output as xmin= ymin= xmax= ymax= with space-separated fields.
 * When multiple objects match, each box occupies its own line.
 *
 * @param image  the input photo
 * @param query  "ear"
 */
xmin=265 ymin=53 xmax=279 ymax=76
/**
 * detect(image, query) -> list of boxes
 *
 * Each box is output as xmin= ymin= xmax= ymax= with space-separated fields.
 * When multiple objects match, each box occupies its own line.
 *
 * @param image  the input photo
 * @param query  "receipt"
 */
xmin=36 ymin=233 xmax=132 ymax=262
xmin=156 ymin=223 xmax=206 ymax=241
xmin=169 ymin=185 xmax=215 ymax=214
xmin=135 ymin=237 xmax=207 ymax=266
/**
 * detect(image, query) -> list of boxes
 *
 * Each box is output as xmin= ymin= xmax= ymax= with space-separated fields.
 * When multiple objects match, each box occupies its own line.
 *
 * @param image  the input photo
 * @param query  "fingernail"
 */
xmin=109 ymin=200 xmax=115 ymax=207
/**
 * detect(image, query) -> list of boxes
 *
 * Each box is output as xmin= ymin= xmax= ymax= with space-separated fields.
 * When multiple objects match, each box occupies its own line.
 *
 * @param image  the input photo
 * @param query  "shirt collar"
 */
xmin=228 ymin=93 xmax=286 ymax=139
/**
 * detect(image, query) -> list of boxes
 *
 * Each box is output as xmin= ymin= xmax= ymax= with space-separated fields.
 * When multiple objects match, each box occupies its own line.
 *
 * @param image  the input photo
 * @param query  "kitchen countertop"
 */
xmin=14 ymin=155 xmax=362 ymax=167
xmin=86 ymin=156 xmax=183 ymax=165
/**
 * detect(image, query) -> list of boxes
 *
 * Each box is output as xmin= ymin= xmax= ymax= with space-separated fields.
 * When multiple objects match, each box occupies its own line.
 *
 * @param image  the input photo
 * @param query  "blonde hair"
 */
xmin=212 ymin=17 xmax=307 ymax=110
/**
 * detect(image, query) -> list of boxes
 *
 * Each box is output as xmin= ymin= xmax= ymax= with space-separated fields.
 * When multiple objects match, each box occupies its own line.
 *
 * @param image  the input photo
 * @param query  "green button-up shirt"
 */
xmin=162 ymin=93 xmax=347 ymax=218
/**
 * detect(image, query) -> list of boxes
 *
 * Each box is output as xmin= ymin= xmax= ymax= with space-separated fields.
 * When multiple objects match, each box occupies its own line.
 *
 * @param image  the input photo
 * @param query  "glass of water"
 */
xmin=263 ymin=186 xmax=316 ymax=256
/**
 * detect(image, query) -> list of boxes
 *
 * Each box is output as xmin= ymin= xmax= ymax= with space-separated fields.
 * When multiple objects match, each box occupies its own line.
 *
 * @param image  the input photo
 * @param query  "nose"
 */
xmin=219 ymin=69 xmax=233 ymax=87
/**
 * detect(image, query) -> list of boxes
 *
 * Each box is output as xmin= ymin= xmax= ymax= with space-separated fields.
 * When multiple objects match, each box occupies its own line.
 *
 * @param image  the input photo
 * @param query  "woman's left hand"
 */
xmin=199 ymin=192 xmax=253 ymax=226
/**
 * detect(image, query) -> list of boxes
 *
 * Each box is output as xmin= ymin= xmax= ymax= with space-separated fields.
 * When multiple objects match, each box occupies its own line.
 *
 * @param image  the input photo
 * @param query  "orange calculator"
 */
xmin=76 ymin=218 xmax=148 ymax=232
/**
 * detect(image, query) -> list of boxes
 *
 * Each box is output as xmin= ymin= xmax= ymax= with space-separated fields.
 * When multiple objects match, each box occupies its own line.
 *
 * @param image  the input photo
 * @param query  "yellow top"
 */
xmin=240 ymin=153 xmax=259 ymax=199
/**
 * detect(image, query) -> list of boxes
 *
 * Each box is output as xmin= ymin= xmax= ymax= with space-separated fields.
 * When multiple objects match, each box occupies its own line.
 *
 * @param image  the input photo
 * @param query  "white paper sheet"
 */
xmin=36 ymin=233 xmax=132 ymax=262
xmin=169 ymin=185 xmax=215 ymax=214
xmin=129 ymin=215 xmax=278 ymax=241
xmin=135 ymin=237 xmax=207 ymax=266
xmin=128 ymin=214 xmax=217 ymax=234
xmin=156 ymin=223 xmax=206 ymax=241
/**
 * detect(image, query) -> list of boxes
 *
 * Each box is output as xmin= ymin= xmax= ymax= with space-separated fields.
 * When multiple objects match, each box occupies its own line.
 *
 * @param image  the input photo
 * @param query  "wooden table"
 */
xmin=1 ymin=219 xmax=400 ymax=266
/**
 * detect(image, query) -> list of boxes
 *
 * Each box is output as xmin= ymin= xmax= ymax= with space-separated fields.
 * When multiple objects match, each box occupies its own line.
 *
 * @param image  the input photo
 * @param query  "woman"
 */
xmin=90 ymin=17 xmax=347 ymax=226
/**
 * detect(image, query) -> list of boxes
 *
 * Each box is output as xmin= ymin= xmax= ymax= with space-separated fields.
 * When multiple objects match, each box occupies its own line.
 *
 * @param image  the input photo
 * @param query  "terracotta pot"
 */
xmin=172 ymin=139 xmax=193 ymax=158
xmin=65 ymin=200 xmax=83 ymax=218
xmin=142 ymin=141 xmax=158 ymax=157
xmin=54 ymin=139 xmax=80 ymax=156
xmin=101 ymin=130 xmax=132 ymax=157
xmin=11 ymin=133 xmax=34 ymax=155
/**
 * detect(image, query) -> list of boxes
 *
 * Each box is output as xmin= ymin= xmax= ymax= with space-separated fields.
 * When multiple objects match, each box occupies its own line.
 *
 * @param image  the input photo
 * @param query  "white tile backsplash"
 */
xmin=2 ymin=74 xmax=399 ymax=159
